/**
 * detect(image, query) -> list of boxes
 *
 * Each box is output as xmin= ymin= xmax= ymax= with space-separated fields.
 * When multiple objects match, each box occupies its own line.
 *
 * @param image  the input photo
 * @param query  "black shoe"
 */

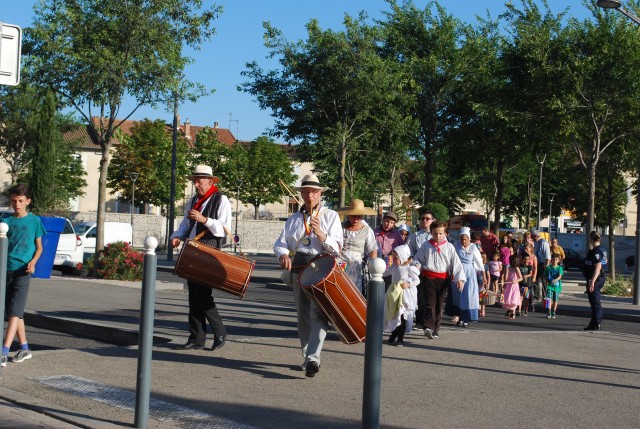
xmin=396 ymin=339 xmax=404 ymax=347
xmin=211 ymin=333 xmax=227 ymax=351
xmin=432 ymin=331 xmax=439 ymax=338
xmin=386 ymin=337 xmax=398 ymax=346
xmin=176 ymin=342 xmax=203 ymax=350
xmin=584 ymin=324 xmax=601 ymax=331
xmin=305 ymin=361 xmax=320 ymax=377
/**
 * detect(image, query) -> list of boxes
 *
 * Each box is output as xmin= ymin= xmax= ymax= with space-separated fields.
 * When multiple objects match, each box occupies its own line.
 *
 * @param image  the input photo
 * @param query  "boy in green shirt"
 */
xmin=1 ymin=184 xmax=46 ymax=370
xmin=544 ymin=253 xmax=564 ymax=319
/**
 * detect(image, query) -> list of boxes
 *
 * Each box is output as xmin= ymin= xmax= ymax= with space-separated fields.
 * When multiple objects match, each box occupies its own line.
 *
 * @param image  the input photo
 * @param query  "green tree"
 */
xmin=1 ymin=72 xmax=86 ymax=210
xmin=191 ymin=127 xmax=232 ymax=181
xmin=241 ymin=14 xmax=407 ymax=207
xmin=27 ymin=0 xmax=221 ymax=257
xmin=552 ymin=4 xmax=640 ymax=248
xmin=380 ymin=1 xmax=467 ymax=207
xmin=29 ymin=89 xmax=58 ymax=214
xmin=108 ymin=120 xmax=190 ymax=216
xmin=236 ymin=137 xmax=295 ymax=219
xmin=0 ymin=73 xmax=40 ymax=184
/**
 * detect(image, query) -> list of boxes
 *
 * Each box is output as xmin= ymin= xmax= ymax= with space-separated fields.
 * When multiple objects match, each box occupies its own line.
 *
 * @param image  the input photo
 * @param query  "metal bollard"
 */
xmin=362 ymin=257 xmax=386 ymax=429
xmin=134 ymin=236 xmax=158 ymax=429
xmin=0 ymin=223 xmax=8 ymax=362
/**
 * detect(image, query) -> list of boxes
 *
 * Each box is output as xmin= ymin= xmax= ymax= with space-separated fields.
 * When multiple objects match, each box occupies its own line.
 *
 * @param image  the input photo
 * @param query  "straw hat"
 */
xmin=294 ymin=173 xmax=328 ymax=192
xmin=189 ymin=165 xmax=220 ymax=183
xmin=336 ymin=199 xmax=376 ymax=216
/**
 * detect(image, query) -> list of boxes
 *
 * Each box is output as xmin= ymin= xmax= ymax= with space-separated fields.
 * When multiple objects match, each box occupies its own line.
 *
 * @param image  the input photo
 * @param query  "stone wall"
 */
xmin=71 ymin=213 xmax=284 ymax=253
xmin=232 ymin=219 xmax=284 ymax=254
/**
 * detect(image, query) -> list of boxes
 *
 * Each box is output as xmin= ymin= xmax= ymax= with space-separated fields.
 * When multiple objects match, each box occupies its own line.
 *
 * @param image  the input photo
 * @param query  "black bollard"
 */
xmin=134 ymin=236 xmax=158 ymax=428
xmin=362 ymin=257 xmax=386 ymax=429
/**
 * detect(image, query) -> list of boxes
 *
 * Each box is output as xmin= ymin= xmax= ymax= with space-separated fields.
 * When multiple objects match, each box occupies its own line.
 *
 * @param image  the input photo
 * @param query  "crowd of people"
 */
xmin=328 ymin=202 xmax=606 ymax=347
xmin=0 ymin=169 xmax=609 ymax=382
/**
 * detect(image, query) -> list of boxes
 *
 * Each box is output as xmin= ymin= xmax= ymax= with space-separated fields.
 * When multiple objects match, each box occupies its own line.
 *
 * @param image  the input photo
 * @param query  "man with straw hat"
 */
xmin=170 ymin=164 xmax=232 ymax=352
xmin=336 ymin=199 xmax=378 ymax=294
xmin=273 ymin=173 xmax=343 ymax=378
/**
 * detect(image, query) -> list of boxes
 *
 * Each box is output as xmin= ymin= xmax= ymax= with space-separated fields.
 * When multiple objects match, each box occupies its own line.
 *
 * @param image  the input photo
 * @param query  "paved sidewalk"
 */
xmin=0 ymin=254 xmax=638 ymax=428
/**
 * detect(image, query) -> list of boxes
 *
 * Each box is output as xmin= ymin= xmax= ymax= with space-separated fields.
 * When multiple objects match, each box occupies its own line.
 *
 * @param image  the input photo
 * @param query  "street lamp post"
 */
xmin=537 ymin=154 xmax=546 ymax=230
xmin=597 ymin=0 xmax=640 ymax=305
xmin=234 ymin=179 xmax=242 ymax=253
xmin=548 ymin=192 xmax=557 ymax=238
xmin=130 ymin=171 xmax=139 ymax=245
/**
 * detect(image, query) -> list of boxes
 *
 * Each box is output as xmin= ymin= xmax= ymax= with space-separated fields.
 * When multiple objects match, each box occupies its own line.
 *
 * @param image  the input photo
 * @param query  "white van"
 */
xmin=75 ymin=221 xmax=133 ymax=253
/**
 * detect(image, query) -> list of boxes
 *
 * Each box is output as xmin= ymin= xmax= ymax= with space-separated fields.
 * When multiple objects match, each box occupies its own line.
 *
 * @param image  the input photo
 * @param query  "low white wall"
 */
xmin=72 ymin=213 xmax=284 ymax=253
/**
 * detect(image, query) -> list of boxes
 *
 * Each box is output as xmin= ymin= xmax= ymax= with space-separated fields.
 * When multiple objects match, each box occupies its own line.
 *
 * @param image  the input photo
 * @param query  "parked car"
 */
xmin=53 ymin=217 xmax=84 ymax=274
xmin=74 ymin=221 xmax=133 ymax=253
xmin=562 ymin=248 xmax=583 ymax=270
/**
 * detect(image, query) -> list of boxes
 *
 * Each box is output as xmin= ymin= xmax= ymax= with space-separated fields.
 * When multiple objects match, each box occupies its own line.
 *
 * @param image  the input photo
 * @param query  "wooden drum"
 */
xmin=174 ymin=239 xmax=255 ymax=299
xmin=297 ymin=254 xmax=367 ymax=344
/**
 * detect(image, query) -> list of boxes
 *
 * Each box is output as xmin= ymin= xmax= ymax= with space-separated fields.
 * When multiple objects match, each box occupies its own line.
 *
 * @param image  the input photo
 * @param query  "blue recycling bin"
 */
xmin=33 ymin=217 xmax=65 ymax=279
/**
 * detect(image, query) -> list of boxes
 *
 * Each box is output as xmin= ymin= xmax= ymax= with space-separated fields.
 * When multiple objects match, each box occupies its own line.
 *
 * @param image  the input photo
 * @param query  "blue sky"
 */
xmin=3 ymin=0 xmax=592 ymax=141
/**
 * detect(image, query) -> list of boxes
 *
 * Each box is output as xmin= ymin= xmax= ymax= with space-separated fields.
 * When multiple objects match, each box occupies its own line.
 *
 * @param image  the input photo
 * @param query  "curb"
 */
xmin=47 ymin=275 xmax=184 ymax=291
xmin=24 ymin=312 xmax=173 ymax=346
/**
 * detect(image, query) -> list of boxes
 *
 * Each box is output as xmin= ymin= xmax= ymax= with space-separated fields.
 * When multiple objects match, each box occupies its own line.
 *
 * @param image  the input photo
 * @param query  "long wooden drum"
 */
xmin=298 ymin=254 xmax=367 ymax=344
xmin=174 ymin=239 xmax=255 ymax=299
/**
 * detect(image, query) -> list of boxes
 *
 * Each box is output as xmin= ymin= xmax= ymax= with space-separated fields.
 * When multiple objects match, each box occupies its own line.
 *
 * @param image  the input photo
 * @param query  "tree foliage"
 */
xmin=235 ymin=137 xmax=296 ymax=219
xmin=241 ymin=13 xmax=409 ymax=207
xmin=108 ymin=119 xmax=191 ymax=216
xmin=26 ymin=0 xmax=221 ymax=255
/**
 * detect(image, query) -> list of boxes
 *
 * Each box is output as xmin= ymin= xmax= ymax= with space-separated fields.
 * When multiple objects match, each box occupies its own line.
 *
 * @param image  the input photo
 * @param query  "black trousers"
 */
xmin=390 ymin=316 xmax=407 ymax=341
xmin=587 ymin=281 xmax=605 ymax=326
xmin=187 ymin=280 xmax=226 ymax=345
xmin=418 ymin=276 xmax=450 ymax=332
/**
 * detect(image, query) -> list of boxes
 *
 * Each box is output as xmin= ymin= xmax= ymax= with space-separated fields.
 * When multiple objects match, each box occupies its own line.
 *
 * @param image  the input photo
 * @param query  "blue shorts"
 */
xmin=546 ymin=289 xmax=559 ymax=302
xmin=5 ymin=270 xmax=31 ymax=318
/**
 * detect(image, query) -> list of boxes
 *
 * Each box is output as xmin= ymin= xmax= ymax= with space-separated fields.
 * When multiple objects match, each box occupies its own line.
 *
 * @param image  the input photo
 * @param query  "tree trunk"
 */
xmin=493 ymin=159 xmax=505 ymax=234
xmin=587 ymin=161 xmax=597 ymax=251
xmin=339 ymin=139 xmax=347 ymax=208
xmin=423 ymin=143 xmax=433 ymax=206
xmin=93 ymin=143 xmax=111 ymax=276
xmin=606 ymin=173 xmax=616 ymax=280
xmin=526 ymin=176 xmax=532 ymax=230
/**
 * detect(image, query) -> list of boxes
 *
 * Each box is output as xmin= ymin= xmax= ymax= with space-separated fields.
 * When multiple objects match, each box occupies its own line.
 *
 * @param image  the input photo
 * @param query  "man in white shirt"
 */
xmin=170 ymin=165 xmax=232 ymax=352
xmin=273 ymin=174 xmax=343 ymax=377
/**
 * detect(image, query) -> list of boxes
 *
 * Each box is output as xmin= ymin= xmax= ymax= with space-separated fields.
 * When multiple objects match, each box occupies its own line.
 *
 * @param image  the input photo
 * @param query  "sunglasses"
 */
xmin=421 ymin=217 xmax=433 ymax=221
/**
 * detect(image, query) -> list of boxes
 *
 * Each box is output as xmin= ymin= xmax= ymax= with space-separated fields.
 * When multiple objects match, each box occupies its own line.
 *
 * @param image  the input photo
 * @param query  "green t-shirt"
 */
xmin=2 ymin=213 xmax=46 ymax=271
xmin=544 ymin=264 xmax=564 ymax=293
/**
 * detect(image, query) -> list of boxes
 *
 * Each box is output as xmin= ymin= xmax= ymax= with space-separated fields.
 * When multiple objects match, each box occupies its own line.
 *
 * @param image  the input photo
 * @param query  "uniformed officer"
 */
xmin=582 ymin=231 xmax=606 ymax=331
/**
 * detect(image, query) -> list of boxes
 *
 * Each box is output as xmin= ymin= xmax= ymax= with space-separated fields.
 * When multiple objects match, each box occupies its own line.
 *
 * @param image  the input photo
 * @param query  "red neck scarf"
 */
xmin=429 ymin=238 xmax=448 ymax=253
xmin=193 ymin=185 xmax=218 ymax=212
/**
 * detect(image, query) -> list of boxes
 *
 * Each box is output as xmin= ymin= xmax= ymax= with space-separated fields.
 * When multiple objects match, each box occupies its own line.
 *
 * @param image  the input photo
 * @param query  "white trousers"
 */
xmin=289 ymin=272 xmax=328 ymax=364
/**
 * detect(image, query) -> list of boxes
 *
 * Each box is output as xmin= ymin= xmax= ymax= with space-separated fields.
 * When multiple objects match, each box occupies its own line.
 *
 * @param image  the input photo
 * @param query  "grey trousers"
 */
xmin=287 ymin=271 xmax=329 ymax=365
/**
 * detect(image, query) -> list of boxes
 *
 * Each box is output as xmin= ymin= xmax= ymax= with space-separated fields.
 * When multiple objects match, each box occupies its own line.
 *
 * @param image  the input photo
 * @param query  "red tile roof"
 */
xmin=66 ymin=117 xmax=237 ymax=149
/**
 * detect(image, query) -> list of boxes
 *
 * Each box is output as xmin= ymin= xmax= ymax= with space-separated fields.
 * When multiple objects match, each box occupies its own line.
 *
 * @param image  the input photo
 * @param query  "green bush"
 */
xmin=83 ymin=241 xmax=144 ymax=281
xmin=602 ymin=277 xmax=633 ymax=297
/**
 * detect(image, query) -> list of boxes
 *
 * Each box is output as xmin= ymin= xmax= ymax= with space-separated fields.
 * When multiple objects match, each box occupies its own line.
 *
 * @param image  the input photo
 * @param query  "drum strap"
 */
xmin=194 ymin=225 xmax=244 ymax=256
